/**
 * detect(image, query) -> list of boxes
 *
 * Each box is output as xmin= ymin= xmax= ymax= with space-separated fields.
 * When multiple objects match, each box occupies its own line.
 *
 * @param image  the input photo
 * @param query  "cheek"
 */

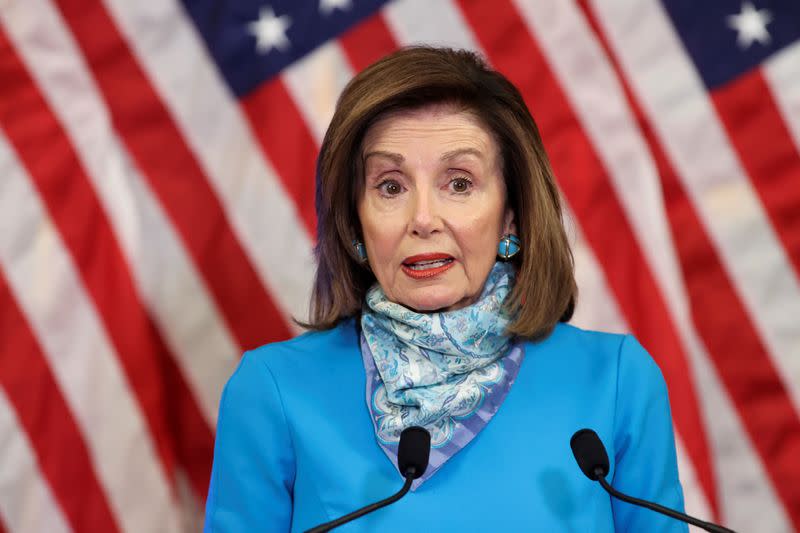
xmin=454 ymin=205 xmax=505 ymax=255
xmin=367 ymin=231 xmax=400 ymax=262
xmin=359 ymin=203 xmax=405 ymax=268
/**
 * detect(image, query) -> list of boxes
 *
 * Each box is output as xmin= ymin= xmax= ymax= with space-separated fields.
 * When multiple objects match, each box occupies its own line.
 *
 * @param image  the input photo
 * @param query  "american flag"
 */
xmin=0 ymin=0 xmax=798 ymax=531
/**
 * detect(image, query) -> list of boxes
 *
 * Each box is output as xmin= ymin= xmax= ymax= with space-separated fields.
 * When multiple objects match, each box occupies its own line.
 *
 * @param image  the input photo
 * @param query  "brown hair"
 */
xmin=304 ymin=46 xmax=576 ymax=339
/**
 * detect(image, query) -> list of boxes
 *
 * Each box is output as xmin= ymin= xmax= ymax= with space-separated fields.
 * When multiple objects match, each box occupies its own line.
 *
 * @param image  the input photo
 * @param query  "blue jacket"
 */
xmin=204 ymin=320 xmax=687 ymax=532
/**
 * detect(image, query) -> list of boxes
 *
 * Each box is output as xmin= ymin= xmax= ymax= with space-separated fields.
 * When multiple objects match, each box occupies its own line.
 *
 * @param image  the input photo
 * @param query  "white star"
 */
xmin=247 ymin=6 xmax=291 ymax=54
xmin=320 ymin=0 xmax=352 ymax=15
xmin=727 ymin=2 xmax=773 ymax=49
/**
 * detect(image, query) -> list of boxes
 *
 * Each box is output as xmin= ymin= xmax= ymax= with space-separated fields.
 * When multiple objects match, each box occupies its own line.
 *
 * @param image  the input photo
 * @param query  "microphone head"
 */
xmin=398 ymin=426 xmax=431 ymax=480
xmin=570 ymin=428 xmax=610 ymax=481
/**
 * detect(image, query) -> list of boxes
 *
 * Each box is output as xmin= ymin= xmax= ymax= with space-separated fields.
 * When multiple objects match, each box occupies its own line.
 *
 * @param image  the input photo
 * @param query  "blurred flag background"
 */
xmin=0 ymin=0 xmax=798 ymax=531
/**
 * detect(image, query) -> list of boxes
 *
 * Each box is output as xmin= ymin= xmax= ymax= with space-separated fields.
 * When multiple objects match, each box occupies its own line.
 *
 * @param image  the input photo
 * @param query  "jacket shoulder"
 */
xmin=539 ymin=322 xmax=627 ymax=355
xmin=243 ymin=318 xmax=360 ymax=373
xmin=534 ymin=323 xmax=661 ymax=377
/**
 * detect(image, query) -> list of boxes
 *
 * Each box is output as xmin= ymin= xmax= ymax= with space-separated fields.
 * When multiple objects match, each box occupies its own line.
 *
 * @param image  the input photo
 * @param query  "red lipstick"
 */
xmin=401 ymin=253 xmax=455 ymax=280
xmin=403 ymin=253 xmax=452 ymax=264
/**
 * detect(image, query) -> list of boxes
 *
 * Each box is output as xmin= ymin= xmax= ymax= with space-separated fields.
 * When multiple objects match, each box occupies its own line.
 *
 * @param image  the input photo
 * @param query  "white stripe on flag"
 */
xmin=564 ymin=208 xmax=627 ymax=335
xmin=0 ymin=388 xmax=72 ymax=533
xmin=589 ymin=0 xmax=800 ymax=415
xmin=102 ymin=0 xmax=315 ymax=328
xmin=683 ymin=312 xmax=792 ymax=532
xmin=510 ymin=0 xmax=691 ymax=331
xmin=384 ymin=0 xmax=481 ymax=50
xmin=764 ymin=41 xmax=800 ymax=153
xmin=673 ymin=437 xmax=709 ymax=533
xmin=4 ymin=0 xmax=238 ymax=428
xmin=283 ymin=41 xmax=354 ymax=144
xmin=0 ymin=132 xmax=182 ymax=533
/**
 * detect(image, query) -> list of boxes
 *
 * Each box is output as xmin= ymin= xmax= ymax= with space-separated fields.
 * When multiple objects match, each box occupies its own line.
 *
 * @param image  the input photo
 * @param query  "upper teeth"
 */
xmin=407 ymin=259 xmax=452 ymax=270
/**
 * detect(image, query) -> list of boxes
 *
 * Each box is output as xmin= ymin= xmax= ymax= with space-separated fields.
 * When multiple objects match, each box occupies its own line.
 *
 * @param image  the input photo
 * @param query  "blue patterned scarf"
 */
xmin=360 ymin=261 xmax=524 ymax=485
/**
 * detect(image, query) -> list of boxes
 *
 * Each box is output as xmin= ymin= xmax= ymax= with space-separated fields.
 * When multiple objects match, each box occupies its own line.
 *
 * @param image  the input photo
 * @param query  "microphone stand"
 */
xmin=593 ymin=467 xmax=737 ymax=533
xmin=305 ymin=469 xmax=416 ymax=533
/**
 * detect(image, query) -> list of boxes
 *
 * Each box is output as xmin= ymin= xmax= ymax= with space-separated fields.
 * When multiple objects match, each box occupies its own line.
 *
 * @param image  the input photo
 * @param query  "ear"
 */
xmin=503 ymin=206 xmax=517 ymax=236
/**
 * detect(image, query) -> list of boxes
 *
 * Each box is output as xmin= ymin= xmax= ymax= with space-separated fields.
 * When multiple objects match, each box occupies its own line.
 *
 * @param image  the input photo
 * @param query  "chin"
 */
xmin=400 ymin=287 xmax=467 ymax=313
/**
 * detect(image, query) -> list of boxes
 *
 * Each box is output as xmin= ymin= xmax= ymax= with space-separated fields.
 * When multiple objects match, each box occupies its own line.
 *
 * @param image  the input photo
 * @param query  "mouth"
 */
xmin=404 ymin=258 xmax=453 ymax=270
xmin=401 ymin=253 xmax=456 ymax=279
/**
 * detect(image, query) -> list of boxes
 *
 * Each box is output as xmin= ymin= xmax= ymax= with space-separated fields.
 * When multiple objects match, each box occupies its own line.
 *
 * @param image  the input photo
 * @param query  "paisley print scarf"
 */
xmin=360 ymin=261 xmax=525 ymax=485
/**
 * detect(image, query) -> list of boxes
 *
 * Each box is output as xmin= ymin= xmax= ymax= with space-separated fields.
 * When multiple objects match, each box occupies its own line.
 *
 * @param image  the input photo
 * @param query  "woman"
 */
xmin=204 ymin=47 xmax=687 ymax=532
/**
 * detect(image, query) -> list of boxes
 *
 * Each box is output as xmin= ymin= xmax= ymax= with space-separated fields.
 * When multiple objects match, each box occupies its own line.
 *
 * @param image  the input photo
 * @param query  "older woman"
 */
xmin=203 ymin=47 xmax=687 ymax=532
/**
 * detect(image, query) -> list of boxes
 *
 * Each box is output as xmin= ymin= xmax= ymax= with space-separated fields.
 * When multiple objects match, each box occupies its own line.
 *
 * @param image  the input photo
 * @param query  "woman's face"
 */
xmin=358 ymin=105 xmax=514 ymax=312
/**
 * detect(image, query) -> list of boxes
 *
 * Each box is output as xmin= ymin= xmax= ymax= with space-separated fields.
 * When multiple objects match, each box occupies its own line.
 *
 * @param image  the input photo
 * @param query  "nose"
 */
xmin=408 ymin=187 xmax=443 ymax=237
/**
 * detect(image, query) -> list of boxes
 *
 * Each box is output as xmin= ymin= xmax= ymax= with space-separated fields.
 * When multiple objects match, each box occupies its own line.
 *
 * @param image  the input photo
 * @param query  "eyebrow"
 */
xmin=363 ymin=147 xmax=484 ymax=164
xmin=363 ymin=150 xmax=404 ymax=164
xmin=440 ymin=147 xmax=484 ymax=161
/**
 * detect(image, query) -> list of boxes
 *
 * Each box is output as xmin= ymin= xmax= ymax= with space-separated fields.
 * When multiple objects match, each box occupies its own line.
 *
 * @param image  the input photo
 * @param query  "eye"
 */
xmin=377 ymin=179 xmax=404 ymax=197
xmin=449 ymin=176 xmax=473 ymax=194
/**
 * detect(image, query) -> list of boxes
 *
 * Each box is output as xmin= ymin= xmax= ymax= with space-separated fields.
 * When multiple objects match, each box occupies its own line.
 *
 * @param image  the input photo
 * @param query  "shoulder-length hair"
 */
xmin=304 ymin=46 xmax=576 ymax=339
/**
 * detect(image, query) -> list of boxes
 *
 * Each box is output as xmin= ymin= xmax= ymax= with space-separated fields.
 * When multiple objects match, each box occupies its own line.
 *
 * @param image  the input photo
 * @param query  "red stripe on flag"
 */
xmin=0 ymin=273 xmax=122 ymax=533
xmin=165 ymin=358 xmax=215 ymax=499
xmin=659 ymin=112 xmax=800 ymax=529
xmin=0 ymin=26 xmax=216 ymax=501
xmin=455 ymin=0 xmax=719 ymax=510
xmin=241 ymin=78 xmax=318 ymax=236
xmin=339 ymin=12 xmax=399 ymax=73
xmin=0 ymin=24 xmax=176 ymax=490
xmin=712 ymin=70 xmax=800 ymax=276
xmin=575 ymin=2 xmax=800 ymax=523
xmin=52 ymin=0 xmax=293 ymax=350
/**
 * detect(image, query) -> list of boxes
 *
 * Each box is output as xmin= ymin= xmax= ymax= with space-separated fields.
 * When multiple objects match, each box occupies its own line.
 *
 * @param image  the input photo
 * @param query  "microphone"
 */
xmin=570 ymin=429 xmax=737 ymax=533
xmin=305 ymin=426 xmax=431 ymax=533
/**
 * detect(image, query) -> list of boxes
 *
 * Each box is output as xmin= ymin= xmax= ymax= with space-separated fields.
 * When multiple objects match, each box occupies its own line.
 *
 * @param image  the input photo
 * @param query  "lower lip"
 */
xmin=401 ymin=260 xmax=455 ymax=280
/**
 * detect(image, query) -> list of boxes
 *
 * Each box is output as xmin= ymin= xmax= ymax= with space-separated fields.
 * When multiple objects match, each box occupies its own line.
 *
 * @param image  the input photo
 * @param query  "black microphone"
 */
xmin=570 ymin=429 xmax=737 ymax=533
xmin=305 ymin=426 xmax=431 ymax=533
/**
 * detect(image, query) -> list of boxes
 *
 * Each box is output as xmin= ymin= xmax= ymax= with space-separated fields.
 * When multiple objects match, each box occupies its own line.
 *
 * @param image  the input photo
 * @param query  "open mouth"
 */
xmin=401 ymin=254 xmax=455 ymax=279
xmin=404 ymin=258 xmax=454 ymax=270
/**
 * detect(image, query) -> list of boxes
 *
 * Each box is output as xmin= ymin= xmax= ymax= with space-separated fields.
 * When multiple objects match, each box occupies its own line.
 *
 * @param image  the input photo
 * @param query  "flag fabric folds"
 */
xmin=0 ymin=1 xmax=798 ymax=532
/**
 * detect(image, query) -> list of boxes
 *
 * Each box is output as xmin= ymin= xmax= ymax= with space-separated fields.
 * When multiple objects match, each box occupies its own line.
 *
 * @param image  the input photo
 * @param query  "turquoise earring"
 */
xmin=497 ymin=234 xmax=521 ymax=260
xmin=352 ymin=239 xmax=368 ymax=263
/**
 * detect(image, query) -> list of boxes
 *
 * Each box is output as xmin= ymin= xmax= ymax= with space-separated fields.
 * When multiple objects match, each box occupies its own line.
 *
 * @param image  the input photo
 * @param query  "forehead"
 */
xmin=362 ymin=105 xmax=498 ymax=161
